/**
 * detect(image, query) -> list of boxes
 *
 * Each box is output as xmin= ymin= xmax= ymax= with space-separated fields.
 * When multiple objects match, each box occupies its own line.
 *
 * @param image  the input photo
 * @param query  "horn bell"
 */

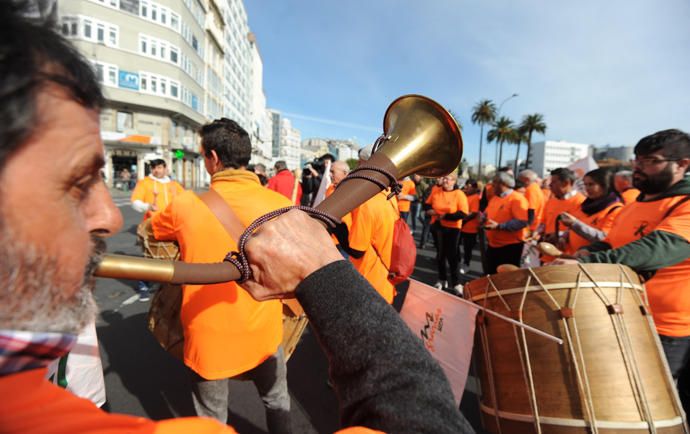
xmin=376 ymin=94 xmax=463 ymax=178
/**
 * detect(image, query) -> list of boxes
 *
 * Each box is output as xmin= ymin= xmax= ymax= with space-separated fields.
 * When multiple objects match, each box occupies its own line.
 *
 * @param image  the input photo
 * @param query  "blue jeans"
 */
xmin=410 ymin=202 xmax=421 ymax=232
xmin=190 ymin=347 xmax=292 ymax=433
xmin=660 ymin=334 xmax=690 ymax=414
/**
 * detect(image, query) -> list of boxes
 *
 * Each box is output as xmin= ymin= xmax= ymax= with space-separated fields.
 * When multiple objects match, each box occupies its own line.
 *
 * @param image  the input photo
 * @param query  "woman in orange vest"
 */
xmin=558 ymin=168 xmax=623 ymax=255
xmin=460 ymin=179 xmax=481 ymax=274
xmin=426 ymin=173 xmax=468 ymax=295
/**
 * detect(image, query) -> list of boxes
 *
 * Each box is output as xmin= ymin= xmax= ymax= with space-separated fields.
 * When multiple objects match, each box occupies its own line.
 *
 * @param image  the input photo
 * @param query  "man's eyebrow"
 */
xmin=73 ymin=154 xmax=106 ymax=176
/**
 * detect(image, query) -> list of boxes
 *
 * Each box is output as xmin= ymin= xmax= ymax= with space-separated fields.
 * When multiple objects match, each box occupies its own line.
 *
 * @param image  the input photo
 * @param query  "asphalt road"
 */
xmin=95 ymin=192 xmax=485 ymax=433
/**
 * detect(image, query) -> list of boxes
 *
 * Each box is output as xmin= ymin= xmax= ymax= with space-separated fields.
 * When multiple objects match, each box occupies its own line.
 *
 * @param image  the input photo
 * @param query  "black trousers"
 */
xmin=435 ymin=225 xmax=461 ymax=287
xmin=660 ymin=334 xmax=690 ymax=415
xmin=486 ymin=242 xmax=524 ymax=275
xmin=460 ymin=232 xmax=477 ymax=267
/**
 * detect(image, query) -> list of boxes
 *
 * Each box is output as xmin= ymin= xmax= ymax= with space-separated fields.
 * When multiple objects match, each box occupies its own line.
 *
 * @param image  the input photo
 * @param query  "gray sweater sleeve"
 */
xmin=570 ymin=220 xmax=607 ymax=242
xmin=295 ymin=260 xmax=474 ymax=433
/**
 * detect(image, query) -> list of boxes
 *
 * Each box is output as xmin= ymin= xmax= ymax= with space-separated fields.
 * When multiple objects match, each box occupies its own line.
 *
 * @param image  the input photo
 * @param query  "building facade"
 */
xmin=57 ymin=0 xmax=258 ymax=190
xmin=527 ymin=140 xmax=592 ymax=177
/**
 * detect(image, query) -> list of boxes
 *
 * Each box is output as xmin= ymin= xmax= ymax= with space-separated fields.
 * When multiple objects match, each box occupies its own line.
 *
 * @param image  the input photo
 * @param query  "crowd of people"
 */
xmin=4 ymin=2 xmax=690 ymax=433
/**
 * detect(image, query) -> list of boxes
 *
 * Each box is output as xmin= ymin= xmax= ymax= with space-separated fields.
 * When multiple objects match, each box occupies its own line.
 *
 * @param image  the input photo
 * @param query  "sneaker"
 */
xmin=459 ymin=266 xmax=466 ymax=275
xmin=452 ymin=284 xmax=464 ymax=297
xmin=138 ymin=289 xmax=151 ymax=302
xmin=434 ymin=280 xmax=447 ymax=290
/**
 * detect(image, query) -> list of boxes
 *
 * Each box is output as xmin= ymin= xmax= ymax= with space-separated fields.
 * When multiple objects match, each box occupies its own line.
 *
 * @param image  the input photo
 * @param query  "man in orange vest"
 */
xmin=518 ymin=169 xmax=546 ymax=236
xmin=541 ymin=167 xmax=585 ymax=259
xmin=556 ymin=130 xmax=690 ymax=413
xmin=0 ymin=7 xmax=476 ymax=433
xmin=130 ymin=158 xmax=184 ymax=300
xmin=151 ymin=119 xmax=293 ymax=432
xmin=397 ymin=176 xmax=417 ymax=226
xmin=614 ymin=170 xmax=641 ymax=204
xmin=267 ymin=160 xmax=302 ymax=204
xmin=483 ymin=172 xmax=530 ymax=274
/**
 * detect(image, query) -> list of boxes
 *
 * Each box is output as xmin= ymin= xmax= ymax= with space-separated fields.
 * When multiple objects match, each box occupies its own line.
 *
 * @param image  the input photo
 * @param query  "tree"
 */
xmin=487 ymin=116 xmax=515 ymax=168
xmin=511 ymin=126 xmax=528 ymax=174
xmin=448 ymin=110 xmax=463 ymax=131
xmin=471 ymin=100 xmax=496 ymax=178
xmin=519 ymin=113 xmax=547 ymax=169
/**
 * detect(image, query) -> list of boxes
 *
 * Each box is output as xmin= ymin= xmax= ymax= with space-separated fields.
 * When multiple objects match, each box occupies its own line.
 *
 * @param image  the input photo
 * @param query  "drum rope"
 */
xmin=483 ymin=277 xmax=505 ymax=434
xmin=527 ymin=268 xmax=600 ymax=433
xmin=517 ymin=276 xmax=542 ymax=434
xmin=224 ymin=206 xmax=340 ymax=283
xmin=566 ymin=273 xmax=599 ymax=433
xmin=578 ymin=264 xmax=657 ymax=434
xmin=486 ymin=276 xmax=512 ymax=310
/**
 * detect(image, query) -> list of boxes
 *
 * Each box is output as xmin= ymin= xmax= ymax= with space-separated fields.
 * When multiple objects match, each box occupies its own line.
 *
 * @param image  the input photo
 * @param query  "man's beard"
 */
xmin=633 ymin=164 xmax=675 ymax=195
xmin=0 ymin=229 xmax=106 ymax=334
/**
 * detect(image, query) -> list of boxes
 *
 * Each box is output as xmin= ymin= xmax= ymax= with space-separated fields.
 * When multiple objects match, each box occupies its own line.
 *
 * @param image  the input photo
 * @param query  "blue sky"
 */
xmin=245 ymin=0 xmax=690 ymax=166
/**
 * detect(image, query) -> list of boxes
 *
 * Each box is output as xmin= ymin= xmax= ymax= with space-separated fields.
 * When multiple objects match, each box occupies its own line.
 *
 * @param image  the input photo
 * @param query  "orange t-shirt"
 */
xmin=543 ymin=192 xmax=586 ymax=234
xmin=426 ymin=188 xmax=469 ymax=229
xmin=461 ymin=194 xmax=480 ymax=234
xmin=348 ymin=191 xmax=398 ymax=303
xmin=564 ymin=201 xmax=623 ymax=254
xmin=397 ymin=179 xmax=416 ymax=213
xmin=484 ymin=190 xmax=529 ymax=247
xmin=0 ymin=368 xmax=236 ymax=434
xmin=131 ymin=176 xmax=185 ymax=220
xmin=542 ymin=187 xmax=552 ymax=202
xmin=621 ymin=188 xmax=641 ymax=205
xmin=151 ymin=169 xmax=288 ymax=379
xmin=0 ymin=368 xmax=382 ymax=434
xmin=524 ymin=182 xmax=546 ymax=231
xmin=604 ymin=195 xmax=690 ymax=337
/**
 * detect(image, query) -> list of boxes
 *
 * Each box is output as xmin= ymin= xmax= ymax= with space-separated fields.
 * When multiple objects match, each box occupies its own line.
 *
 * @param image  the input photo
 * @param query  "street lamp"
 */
xmin=493 ymin=93 xmax=518 ymax=167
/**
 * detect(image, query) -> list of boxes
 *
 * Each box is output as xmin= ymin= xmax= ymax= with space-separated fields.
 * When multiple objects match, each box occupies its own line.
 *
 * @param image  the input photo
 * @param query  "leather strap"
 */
xmin=197 ymin=189 xmax=244 ymax=241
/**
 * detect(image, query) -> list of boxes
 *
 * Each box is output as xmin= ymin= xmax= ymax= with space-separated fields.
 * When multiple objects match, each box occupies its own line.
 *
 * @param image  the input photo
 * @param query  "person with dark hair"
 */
xmin=557 ymin=168 xmax=623 ymax=255
xmin=253 ymin=162 xmax=269 ymax=186
xmin=130 ymin=158 xmax=184 ymax=299
xmin=554 ymin=129 xmax=690 ymax=414
xmin=426 ymin=172 xmax=468 ymax=294
xmin=614 ymin=170 xmax=640 ymax=204
xmin=151 ymin=118 xmax=293 ymax=432
xmin=460 ymin=179 xmax=481 ymax=273
xmin=0 ymin=6 xmax=478 ymax=433
xmin=483 ymin=172 xmax=529 ymax=274
xmin=267 ymin=160 xmax=301 ymax=204
xmin=541 ymin=167 xmax=585 ymax=261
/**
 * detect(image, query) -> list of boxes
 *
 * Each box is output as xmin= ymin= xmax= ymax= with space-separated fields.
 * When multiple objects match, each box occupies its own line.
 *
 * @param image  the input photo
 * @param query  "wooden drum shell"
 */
xmin=465 ymin=264 xmax=686 ymax=434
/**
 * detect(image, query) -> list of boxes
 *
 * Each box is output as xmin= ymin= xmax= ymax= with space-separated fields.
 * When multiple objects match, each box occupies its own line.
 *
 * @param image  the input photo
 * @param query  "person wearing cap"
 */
xmin=130 ymin=158 xmax=184 ymax=299
xmin=483 ymin=172 xmax=530 ymax=274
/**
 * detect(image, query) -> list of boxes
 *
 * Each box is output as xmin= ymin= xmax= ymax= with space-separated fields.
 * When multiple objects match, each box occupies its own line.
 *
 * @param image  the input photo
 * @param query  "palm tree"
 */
xmin=511 ymin=126 xmax=528 ymax=174
xmin=471 ymin=100 xmax=496 ymax=179
xmin=487 ymin=116 xmax=514 ymax=168
xmin=519 ymin=113 xmax=547 ymax=169
xmin=448 ymin=110 xmax=463 ymax=131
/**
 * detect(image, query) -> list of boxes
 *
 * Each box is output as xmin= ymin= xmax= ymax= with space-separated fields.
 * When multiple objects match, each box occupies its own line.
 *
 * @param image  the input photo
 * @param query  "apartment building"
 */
xmin=527 ymin=140 xmax=592 ymax=177
xmin=57 ymin=0 xmax=258 ymax=189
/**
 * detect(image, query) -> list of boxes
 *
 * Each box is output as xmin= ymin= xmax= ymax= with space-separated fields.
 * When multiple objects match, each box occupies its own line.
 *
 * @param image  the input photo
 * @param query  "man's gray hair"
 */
xmin=495 ymin=172 xmax=516 ymax=188
xmin=519 ymin=169 xmax=537 ymax=182
xmin=615 ymin=170 xmax=633 ymax=182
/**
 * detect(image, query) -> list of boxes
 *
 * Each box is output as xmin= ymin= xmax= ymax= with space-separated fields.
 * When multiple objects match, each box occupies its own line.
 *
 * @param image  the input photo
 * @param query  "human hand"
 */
xmin=426 ymin=209 xmax=437 ymax=216
xmin=240 ymin=210 xmax=344 ymax=301
xmin=558 ymin=212 xmax=576 ymax=228
xmin=484 ymin=219 xmax=499 ymax=230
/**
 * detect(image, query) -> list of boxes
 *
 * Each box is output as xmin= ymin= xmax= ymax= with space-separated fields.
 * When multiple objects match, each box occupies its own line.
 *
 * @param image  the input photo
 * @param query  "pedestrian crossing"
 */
xmin=112 ymin=197 xmax=131 ymax=208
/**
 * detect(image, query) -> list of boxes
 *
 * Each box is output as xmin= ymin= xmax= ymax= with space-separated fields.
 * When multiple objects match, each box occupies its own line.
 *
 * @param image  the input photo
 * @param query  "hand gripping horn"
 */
xmin=95 ymin=94 xmax=463 ymax=284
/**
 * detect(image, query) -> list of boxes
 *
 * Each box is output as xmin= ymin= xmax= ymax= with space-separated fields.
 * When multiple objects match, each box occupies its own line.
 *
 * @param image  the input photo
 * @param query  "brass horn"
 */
xmin=95 ymin=94 xmax=463 ymax=284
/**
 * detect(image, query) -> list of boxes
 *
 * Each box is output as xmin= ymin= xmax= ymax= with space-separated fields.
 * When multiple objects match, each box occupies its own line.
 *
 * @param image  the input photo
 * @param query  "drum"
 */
xmin=136 ymin=220 xmax=180 ymax=261
xmin=465 ymin=264 xmax=687 ymax=434
xmin=148 ymin=287 xmax=307 ymax=362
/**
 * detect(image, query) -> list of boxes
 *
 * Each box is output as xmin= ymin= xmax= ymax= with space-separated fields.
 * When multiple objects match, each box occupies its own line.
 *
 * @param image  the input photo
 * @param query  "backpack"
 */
xmin=386 ymin=210 xmax=417 ymax=285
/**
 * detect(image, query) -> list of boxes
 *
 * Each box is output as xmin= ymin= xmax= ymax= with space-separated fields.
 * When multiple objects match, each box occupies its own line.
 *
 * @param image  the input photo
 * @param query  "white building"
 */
xmin=527 ymin=140 xmax=592 ymax=177
xmin=247 ymin=33 xmax=272 ymax=166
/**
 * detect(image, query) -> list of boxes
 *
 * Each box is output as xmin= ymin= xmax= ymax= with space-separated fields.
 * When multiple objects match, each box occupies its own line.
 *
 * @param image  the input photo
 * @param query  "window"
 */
xmin=83 ymin=18 xmax=92 ymax=38
xmin=140 ymin=74 xmax=148 ymax=91
xmin=140 ymin=36 xmax=147 ymax=53
xmin=116 ymin=111 xmax=133 ymax=132
xmin=108 ymin=26 xmax=117 ymax=45
xmin=96 ymin=23 xmax=105 ymax=43
xmin=170 ymin=82 xmax=179 ymax=98
xmin=160 ymin=9 xmax=167 ymax=25
xmin=170 ymin=12 xmax=179 ymax=31
xmin=92 ymin=60 xmax=117 ymax=87
xmin=151 ymin=4 xmax=157 ymax=21
xmin=192 ymin=35 xmax=198 ymax=51
xmin=140 ymin=0 xmax=149 ymax=18
xmin=169 ymin=47 xmax=178 ymax=64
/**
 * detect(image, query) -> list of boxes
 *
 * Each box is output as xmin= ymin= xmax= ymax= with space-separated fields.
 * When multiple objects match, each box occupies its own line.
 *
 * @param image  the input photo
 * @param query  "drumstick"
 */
xmin=454 ymin=296 xmax=563 ymax=345
xmin=496 ymin=264 xmax=519 ymax=273
xmin=538 ymin=241 xmax=563 ymax=257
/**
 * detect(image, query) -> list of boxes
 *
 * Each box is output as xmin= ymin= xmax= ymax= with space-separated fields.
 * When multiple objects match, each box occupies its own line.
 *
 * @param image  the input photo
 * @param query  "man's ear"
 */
xmin=209 ymin=149 xmax=221 ymax=170
xmin=677 ymin=157 xmax=690 ymax=174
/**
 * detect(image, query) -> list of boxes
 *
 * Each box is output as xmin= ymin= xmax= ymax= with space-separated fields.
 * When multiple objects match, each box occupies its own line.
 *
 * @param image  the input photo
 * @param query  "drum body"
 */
xmin=137 ymin=220 xmax=180 ymax=260
xmin=465 ymin=264 xmax=687 ymax=434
